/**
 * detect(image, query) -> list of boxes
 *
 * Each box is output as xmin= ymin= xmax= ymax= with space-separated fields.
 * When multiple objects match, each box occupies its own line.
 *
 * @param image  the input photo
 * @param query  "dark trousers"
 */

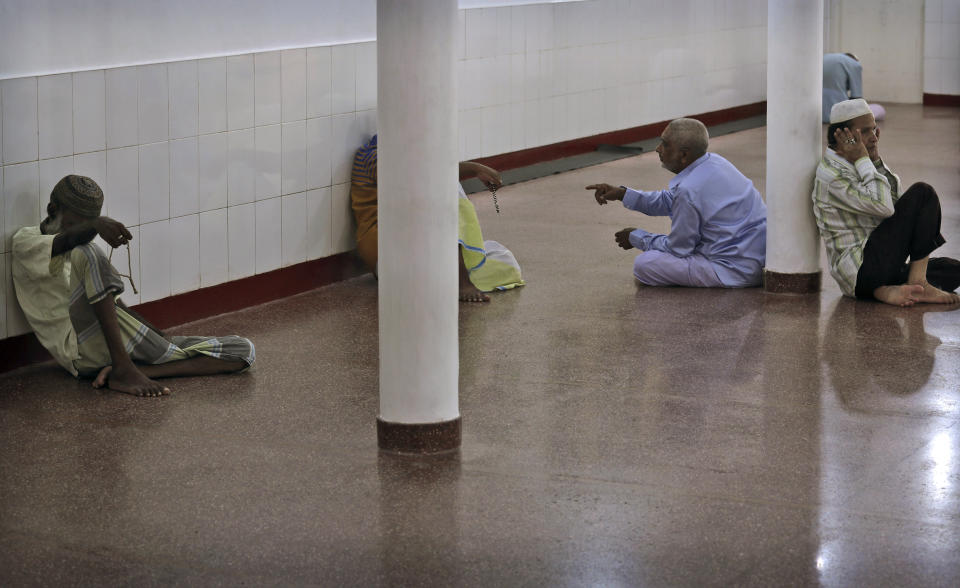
xmin=855 ymin=182 xmax=960 ymax=298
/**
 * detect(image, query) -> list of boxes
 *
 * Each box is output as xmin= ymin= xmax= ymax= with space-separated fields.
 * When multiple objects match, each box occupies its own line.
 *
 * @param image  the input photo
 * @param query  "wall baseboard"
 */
xmin=3 ymin=100 xmax=768 ymax=376
xmin=463 ymin=102 xmax=766 ymax=175
xmin=923 ymin=93 xmax=960 ymax=107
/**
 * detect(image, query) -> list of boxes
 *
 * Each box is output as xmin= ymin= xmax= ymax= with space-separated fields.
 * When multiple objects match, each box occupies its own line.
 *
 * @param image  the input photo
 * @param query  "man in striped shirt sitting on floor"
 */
xmin=812 ymin=98 xmax=960 ymax=307
xmin=12 ymin=175 xmax=255 ymax=397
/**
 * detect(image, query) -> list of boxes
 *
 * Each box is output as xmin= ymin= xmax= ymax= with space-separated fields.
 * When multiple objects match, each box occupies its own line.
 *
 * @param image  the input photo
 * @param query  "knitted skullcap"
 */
xmin=829 ymin=98 xmax=872 ymax=124
xmin=51 ymin=175 xmax=103 ymax=217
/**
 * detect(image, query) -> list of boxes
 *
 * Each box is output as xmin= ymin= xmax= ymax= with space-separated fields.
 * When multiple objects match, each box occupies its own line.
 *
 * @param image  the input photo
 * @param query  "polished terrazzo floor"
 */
xmin=1 ymin=104 xmax=959 ymax=586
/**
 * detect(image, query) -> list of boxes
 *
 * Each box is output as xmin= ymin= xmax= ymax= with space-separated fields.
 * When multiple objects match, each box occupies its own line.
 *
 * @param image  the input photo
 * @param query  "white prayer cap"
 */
xmin=829 ymin=98 xmax=872 ymax=124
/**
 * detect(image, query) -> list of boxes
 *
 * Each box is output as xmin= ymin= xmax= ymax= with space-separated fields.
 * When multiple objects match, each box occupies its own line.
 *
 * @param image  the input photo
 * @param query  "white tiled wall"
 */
xmin=925 ymin=0 xmax=960 ymax=95
xmin=0 ymin=0 xmax=773 ymax=341
xmin=456 ymin=0 xmax=767 ymax=160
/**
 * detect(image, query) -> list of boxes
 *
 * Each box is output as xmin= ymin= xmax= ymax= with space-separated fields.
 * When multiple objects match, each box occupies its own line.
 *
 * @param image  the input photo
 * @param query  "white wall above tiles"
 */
xmin=0 ymin=0 xmax=377 ymax=80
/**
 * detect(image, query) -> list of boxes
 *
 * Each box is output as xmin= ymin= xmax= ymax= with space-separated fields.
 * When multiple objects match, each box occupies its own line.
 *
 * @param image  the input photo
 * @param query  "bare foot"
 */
xmin=459 ymin=284 xmax=490 ymax=303
xmin=873 ymin=284 xmax=923 ymax=307
xmin=909 ymin=281 xmax=960 ymax=304
xmin=93 ymin=365 xmax=169 ymax=397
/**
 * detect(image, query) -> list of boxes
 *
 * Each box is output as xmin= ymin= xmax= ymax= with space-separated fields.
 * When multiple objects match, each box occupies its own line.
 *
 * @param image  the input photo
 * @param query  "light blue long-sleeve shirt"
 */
xmin=623 ymin=153 xmax=767 ymax=287
xmin=823 ymin=53 xmax=863 ymax=123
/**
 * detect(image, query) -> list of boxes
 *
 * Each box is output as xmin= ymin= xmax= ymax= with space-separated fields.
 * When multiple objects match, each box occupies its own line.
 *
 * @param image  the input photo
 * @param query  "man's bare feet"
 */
xmin=92 ymin=365 xmax=169 ymax=397
xmin=909 ymin=281 xmax=960 ymax=304
xmin=873 ymin=284 xmax=924 ymax=307
xmin=459 ymin=284 xmax=490 ymax=303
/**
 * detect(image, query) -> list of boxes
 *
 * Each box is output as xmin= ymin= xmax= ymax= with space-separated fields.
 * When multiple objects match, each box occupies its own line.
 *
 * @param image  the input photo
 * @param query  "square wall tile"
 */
xmin=138 ymin=220 xmax=171 ymax=303
xmin=6 ymin=250 xmax=32 ymax=337
xmin=480 ymin=103 xmax=511 ymax=158
xmin=38 ymin=156 xmax=74 ymax=218
xmin=107 ymin=147 xmax=140 ymax=227
xmin=38 ymin=74 xmax=74 ymax=160
xmin=199 ymin=57 xmax=227 ymax=135
xmin=307 ymin=46 xmax=332 ymax=118
xmin=169 ymin=60 xmax=199 ymax=139
xmin=0 ymin=253 xmax=6 ymax=338
xmin=73 ymin=70 xmax=106 ymax=154
xmin=255 ymin=197 xmax=282 ymax=273
xmin=170 ymin=137 xmax=199 ymax=217
xmin=199 ymin=132 xmax=228 ymax=212
xmin=255 ymin=124 xmax=281 ymax=200
xmin=281 ymin=192 xmax=307 ymax=267
xmin=170 ymin=214 xmax=200 ymax=294
xmin=74 ymin=151 xmax=107 ymax=213
xmin=943 ymin=23 xmax=960 ymax=62
xmin=227 ymin=129 xmax=255 ymax=206
xmin=331 ymin=182 xmax=354 ymax=254
xmin=106 ymin=67 xmax=139 ymax=148
xmin=460 ymin=107 xmax=482 ymax=159
xmin=227 ymin=54 xmax=255 ymax=130
xmin=357 ymin=109 xmax=377 ymax=142
xmin=199 ymin=208 xmax=228 ymax=287
xmin=255 ymin=51 xmax=282 ymax=126
xmin=3 ymin=162 xmax=39 ymax=252
xmin=281 ymin=49 xmax=307 ymax=123
xmin=945 ymin=0 xmax=960 ymax=23
xmin=943 ymin=58 xmax=960 ymax=94
xmin=139 ymin=142 xmax=170 ymax=224
xmin=306 ymin=187 xmax=332 ymax=260
xmin=2 ymin=77 xmax=39 ymax=164
xmin=306 ymin=116 xmax=332 ymax=190
xmin=228 ymin=202 xmax=255 ymax=280
xmin=466 ymin=8 xmax=498 ymax=59
xmin=508 ymin=101 xmax=525 ymax=153
xmin=355 ymin=42 xmax=377 ymax=112
xmin=331 ymin=44 xmax=356 ymax=115
xmin=139 ymin=64 xmax=169 ymax=144
xmin=281 ymin=121 xmax=306 ymax=196
xmin=331 ymin=113 xmax=362 ymax=185
xmin=0 ymin=87 xmax=3 ymax=165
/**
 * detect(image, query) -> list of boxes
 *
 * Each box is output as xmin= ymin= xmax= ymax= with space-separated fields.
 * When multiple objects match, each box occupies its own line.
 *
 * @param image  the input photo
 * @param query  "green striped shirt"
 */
xmin=812 ymin=149 xmax=900 ymax=297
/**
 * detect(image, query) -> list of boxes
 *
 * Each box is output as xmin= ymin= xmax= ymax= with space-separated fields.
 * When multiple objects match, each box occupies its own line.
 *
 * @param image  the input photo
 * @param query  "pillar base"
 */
xmin=377 ymin=417 xmax=461 ymax=454
xmin=763 ymin=269 xmax=821 ymax=294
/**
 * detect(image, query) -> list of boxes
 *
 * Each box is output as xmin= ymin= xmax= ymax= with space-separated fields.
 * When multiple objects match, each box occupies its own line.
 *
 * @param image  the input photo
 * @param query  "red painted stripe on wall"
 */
xmin=923 ymin=93 xmax=960 ymax=107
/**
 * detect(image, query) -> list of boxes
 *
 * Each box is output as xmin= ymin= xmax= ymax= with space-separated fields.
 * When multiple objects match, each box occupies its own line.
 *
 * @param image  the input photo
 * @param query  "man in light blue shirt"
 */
xmin=586 ymin=118 xmax=767 ymax=288
xmin=823 ymin=53 xmax=863 ymax=123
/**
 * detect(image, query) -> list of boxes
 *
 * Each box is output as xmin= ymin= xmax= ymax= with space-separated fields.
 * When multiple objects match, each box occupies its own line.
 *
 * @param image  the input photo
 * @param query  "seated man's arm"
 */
xmin=629 ymin=193 xmax=701 ymax=255
xmin=51 ymin=217 xmax=132 ymax=257
xmin=829 ymin=164 xmax=895 ymax=218
xmin=622 ymin=188 xmax=676 ymax=217
xmin=459 ymin=161 xmax=502 ymax=190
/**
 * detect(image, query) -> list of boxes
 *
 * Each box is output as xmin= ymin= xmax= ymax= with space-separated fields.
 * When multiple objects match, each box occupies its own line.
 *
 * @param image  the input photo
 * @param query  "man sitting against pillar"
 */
xmin=12 ymin=175 xmax=256 ymax=397
xmin=812 ymin=99 xmax=960 ymax=306
xmin=586 ymin=118 xmax=767 ymax=288
xmin=350 ymin=135 xmax=525 ymax=303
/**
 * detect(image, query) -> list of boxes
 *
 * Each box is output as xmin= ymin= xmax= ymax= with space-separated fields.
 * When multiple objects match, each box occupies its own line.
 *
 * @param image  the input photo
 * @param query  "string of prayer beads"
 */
xmin=490 ymin=185 xmax=500 ymax=214
xmin=108 ymin=242 xmax=139 ymax=295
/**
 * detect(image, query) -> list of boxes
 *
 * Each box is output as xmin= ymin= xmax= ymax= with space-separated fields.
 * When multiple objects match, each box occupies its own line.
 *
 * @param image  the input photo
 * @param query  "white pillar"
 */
xmin=764 ymin=0 xmax=823 ymax=293
xmin=377 ymin=0 xmax=460 ymax=452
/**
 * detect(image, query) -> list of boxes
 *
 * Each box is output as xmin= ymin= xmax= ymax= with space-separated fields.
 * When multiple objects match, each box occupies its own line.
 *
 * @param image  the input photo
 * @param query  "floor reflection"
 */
xmin=822 ymin=298 xmax=941 ymax=407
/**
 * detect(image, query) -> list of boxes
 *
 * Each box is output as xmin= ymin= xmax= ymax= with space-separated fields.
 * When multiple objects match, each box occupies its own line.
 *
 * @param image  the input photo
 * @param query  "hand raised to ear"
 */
xmin=833 ymin=127 xmax=868 ymax=164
